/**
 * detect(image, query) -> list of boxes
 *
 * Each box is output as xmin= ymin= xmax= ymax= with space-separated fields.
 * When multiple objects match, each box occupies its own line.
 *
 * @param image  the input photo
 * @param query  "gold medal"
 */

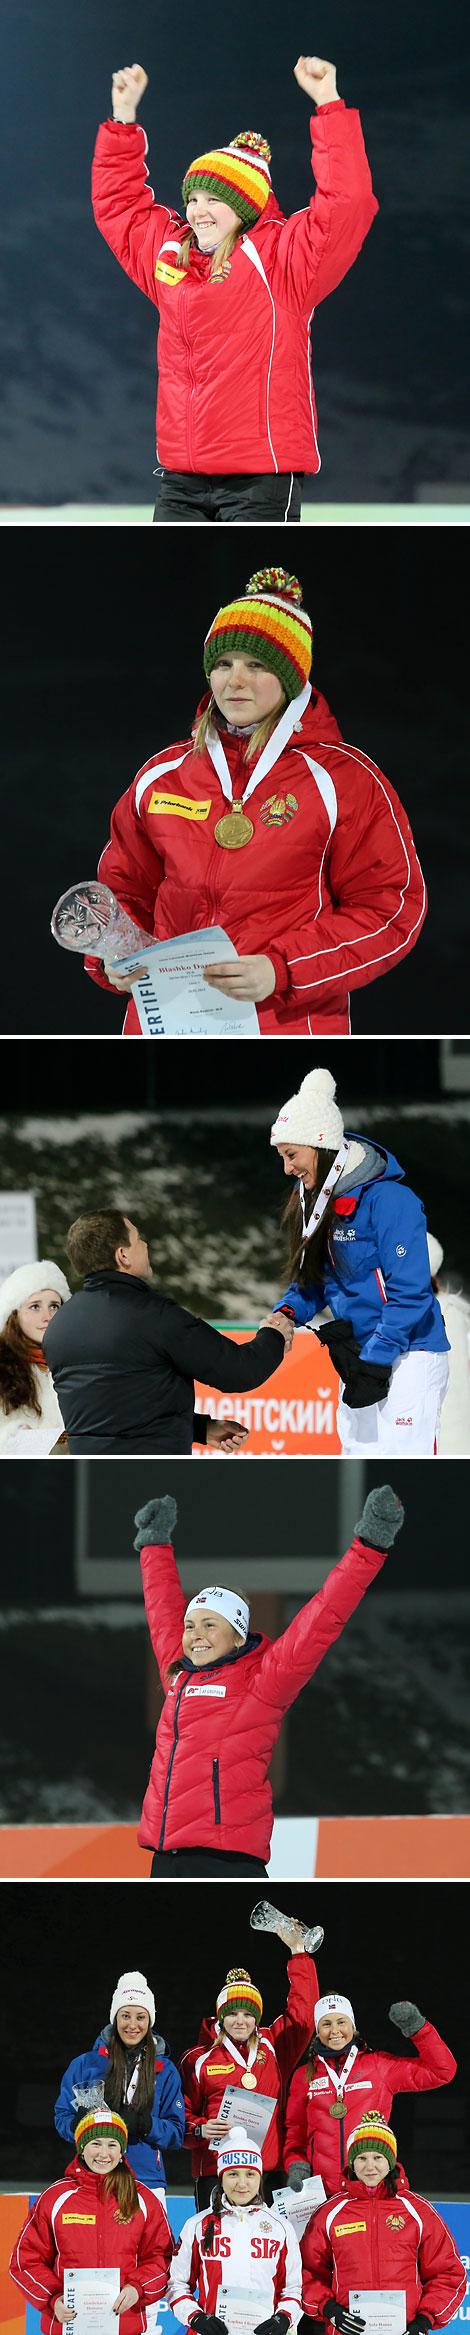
xmin=214 ymin=806 xmax=254 ymax=849
xmin=241 ymin=2072 xmax=258 ymax=2089
xmin=329 ymin=2099 xmax=347 ymax=2119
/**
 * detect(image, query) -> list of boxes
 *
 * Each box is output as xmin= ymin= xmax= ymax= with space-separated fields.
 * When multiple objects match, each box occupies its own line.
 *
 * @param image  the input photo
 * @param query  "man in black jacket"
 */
xmin=43 ymin=1209 xmax=292 ymax=1453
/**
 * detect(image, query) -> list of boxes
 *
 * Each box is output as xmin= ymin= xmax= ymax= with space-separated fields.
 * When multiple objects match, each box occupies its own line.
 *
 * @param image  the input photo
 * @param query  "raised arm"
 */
xmin=378 ymin=2001 xmax=457 ymax=2093
xmin=267 ymin=54 xmax=378 ymax=317
xmin=92 ymin=63 xmax=183 ymax=301
xmin=134 ymin=1501 xmax=188 ymax=1683
xmin=255 ymin=1486 xmax=404 ymax=1714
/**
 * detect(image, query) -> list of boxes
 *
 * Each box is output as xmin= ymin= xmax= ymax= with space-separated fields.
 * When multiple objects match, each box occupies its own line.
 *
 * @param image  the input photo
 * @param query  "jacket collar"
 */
xmin=180 ymin=1631 xmax=262 ymax=1677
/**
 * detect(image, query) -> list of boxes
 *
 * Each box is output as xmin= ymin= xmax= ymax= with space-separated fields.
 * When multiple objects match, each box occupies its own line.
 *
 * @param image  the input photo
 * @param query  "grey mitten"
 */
xmin=355 ymin=1485 xmax=404 ymax=1550
xmin=133 ymin=1495 xmax=177 ymax=1552
xmin=389 ymin=2000 xmax=426 ymax=2036
xmin=287 ymin=2160 xmax=311 ymax=2190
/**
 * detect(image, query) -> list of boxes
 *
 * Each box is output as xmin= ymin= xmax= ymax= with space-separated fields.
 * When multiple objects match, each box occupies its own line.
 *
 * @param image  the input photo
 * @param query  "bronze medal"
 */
xmin=329 ymin=2098 xmax=347 ymax=2119
xmin=240 ymin=2072 xmax=258 ymax=2089
xmin=214 ymin=806 xmax=254 ymax=849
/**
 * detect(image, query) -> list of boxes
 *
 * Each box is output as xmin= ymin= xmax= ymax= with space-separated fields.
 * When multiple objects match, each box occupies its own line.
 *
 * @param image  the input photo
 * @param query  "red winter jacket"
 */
xmin=180 ymin=1951 xmax=319 ymax=2178
xmin=283 ymin=2025 xmax=457 ymax=2194
xmin=138 ymin=1534 xmax=386 ymax=1860
xmin=300 ymin=2164 xmax=466 ymax=2326
xmin=91 ymin=107 xmax=378 ymax=477
xmin=9 ymin=2155 xmax=174 ymax=2335
xmin=85 ymin=688 xmax=427 ymax=1036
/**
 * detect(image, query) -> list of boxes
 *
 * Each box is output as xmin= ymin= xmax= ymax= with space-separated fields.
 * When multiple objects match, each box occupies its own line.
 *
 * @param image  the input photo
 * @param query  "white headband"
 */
xmin=185 ymin=1585 xmax=250 ymax=1642
xmin=315 ymin=1994 xmax=355 ymax=2029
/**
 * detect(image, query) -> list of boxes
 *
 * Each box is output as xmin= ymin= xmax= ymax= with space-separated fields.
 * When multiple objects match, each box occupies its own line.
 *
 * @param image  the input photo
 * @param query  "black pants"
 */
xmin=195 ymin=2168 xmax=286 ymax=2210
xmin=153 ymin=470 xmax=303 ymax=523
xmin=150 ymin=1847 xmax=268 ymax=1877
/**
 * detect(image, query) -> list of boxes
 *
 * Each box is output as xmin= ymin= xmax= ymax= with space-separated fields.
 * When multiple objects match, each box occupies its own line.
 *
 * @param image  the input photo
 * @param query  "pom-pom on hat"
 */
xmin=75 ymin=2105 xmax=128 ymax=2157
xmin=0 ymin=1260 xmax=71 ymax=1335
xmin=217 ymin=2123 xmax=263 ymax=2177
xmin=314 ymin=1993 xmax=355 ymax=2031
xmin=348 ymin=2112 xmax=397 ymax=2171
xmin=182 ymin=131 xmax=272 ymax=226
xmin=270 ymin=1069 xmax=344 ymax=1152
xmin=110 ymin=1971 xmax=155 ymax=2028
xmin=204 ymin=569 xmax=313 ymax=704
xmin=427 ymin=1233 xmax=444 ymax=1278
xmin=217 ymin=1968 xmax=263 ymax=2024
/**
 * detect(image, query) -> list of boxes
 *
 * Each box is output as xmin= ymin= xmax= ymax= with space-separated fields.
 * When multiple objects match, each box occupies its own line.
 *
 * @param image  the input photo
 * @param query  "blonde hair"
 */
xmin=193 ymin=694 xmax=286 ymax=765
xmin=179 ymin=222 xmax=243 ymax=276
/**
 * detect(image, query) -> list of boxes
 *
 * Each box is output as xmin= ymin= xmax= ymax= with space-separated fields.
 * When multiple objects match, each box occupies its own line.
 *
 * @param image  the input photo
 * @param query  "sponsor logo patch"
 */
xmin=184 ymin=1682 xmax=227 ymax=1698
xmin=396 ymin=1245 xmax=406 ymax=1256
xmin=155 ymin=259 xmax=187 ymax=285
xmin=147 ymin=791 xmax=212 ymax=820
xmin=334 ymin=2223 xmax=367 ymax=2235
xmin=63 ymin=2214 xmax=97 ymax=2224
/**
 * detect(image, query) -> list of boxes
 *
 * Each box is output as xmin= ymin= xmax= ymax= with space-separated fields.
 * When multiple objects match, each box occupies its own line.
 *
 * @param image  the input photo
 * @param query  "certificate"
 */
xmin=272 ymin=2176 xmax=326 ymax=2238
xmin=113 ymin=927 xmax=260 ymax=1036
xmin=349 ymin=2290 xmax=407 ymax=2335
xmin=216 ymin=2285 xmax=267 ymax=2335
xmin=217 ymin=2086 xmax=276 ymax=2150
xmin=63 ymin=2265 xmax=119 ymax=2329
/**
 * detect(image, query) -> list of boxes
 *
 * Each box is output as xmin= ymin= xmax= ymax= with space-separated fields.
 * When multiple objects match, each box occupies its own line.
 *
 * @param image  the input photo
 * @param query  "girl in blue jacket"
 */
xmin=270 ymin=1066 xmax=449 ymax=1456
xmin=54 ymin=1968 xmax=184 ymax=2326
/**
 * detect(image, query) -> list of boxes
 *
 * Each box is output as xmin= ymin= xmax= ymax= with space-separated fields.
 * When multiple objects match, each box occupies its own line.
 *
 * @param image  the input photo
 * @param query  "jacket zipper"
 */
xmin=179 ymin=289 xmax=196 ymax=471
xmin=212 ymin=1756 xmax=221 ymax=1825
xmin=158 ymin=1677 xmax=186 ymax=1850
xmin=370 ymin=2193 xmax=379 ymax=2286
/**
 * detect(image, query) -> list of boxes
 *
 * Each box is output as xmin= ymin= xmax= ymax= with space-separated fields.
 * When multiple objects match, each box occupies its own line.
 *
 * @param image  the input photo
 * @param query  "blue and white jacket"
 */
xmin=54 ymin=2025 xmax=185 ymax=2188
xmin=274 ymin=1136 xmax=450 ymax=1366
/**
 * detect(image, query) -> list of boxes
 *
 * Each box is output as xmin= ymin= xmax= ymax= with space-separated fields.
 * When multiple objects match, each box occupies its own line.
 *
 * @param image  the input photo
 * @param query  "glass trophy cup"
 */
xmin=51 ymin=880 xmax=153 ymax=964
xmin=250 ymin=1901 xmax=324 ymax=1956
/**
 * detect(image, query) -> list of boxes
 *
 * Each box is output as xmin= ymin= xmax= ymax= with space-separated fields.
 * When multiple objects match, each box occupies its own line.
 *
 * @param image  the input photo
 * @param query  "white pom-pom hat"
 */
xmin=270 ymin=1068 xmax=344 ymax=1151
xmin=0 ymin=1259 xmax=71 ymax=1335
xmin=427 ymin=1234 xmax=444 ymax=1278
xmin=217 ymin=2123 xmax=263 ymax=2176
xmin=110 ymin=1971 xmax=155 ymax=2027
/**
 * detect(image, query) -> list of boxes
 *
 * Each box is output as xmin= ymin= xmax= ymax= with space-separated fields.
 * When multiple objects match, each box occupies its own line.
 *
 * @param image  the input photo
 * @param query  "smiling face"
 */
xmin=317 ymin=2014 xmax=355 ymax=2049
xmin=210 ymin=655 xmax=285 ymax=728
xmin=352 ymin=2150 xmax=391 ymax=2187
xmin=222 ymin=2165 xmax=261 ymax=2206
xmin=276 ymin=1143 xmax=319 ymax=1190
xmin=186 ymin=192 xmax=240 ymax=251
xmin=116 ymin=2004 xmax=150 ymax=2047
xmin=16 ymin=1289 xmax=63 ymax=1343
xmin=182 ymin=1608 xmax=242 ymax=1665
xmin=82 ymin=2136 xmax=122 ymax=2174
xmin=222 ymin=2010 xmax=257 ymax=2041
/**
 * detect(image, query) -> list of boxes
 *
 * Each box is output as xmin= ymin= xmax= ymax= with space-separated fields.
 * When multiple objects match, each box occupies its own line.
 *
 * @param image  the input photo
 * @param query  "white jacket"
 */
xmin=436 ymin=1288 xmax=470 ymax=1456
xmin=166 ymin=2200 xmax=302 ymax=2328
xmin=0 ymin=1366 xmax=65 ymax=1456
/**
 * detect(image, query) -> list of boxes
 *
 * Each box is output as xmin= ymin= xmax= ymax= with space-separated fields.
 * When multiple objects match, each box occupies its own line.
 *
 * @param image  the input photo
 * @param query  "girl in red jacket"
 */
xmin=300 ymin=2110 xmax=466 ymax=2333
xmin=92 ymin=56 xmax=378 ymax=523
xmin=180 ymin=1920 xmax=321 ymax=2206
xmin=9 ymin=2100 xmax=173 ymax=2334
xmin=133 ymin=1484 xmax=404 ymax=1878
xmin=84 ymin=568 xmax=427 ymax=1037
xmin=283 ymin=1993 xmax=457 ymax=2199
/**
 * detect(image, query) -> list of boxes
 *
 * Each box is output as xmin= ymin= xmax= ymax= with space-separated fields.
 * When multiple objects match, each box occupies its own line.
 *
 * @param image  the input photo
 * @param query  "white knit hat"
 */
xmin=427 ymin=1234 xmax=444 ymax=1278
xmin=217 ymin=2124 xmax=263 ymax=2177
xmin=185 ymin=1586 xmax=250 ymax=1642
xmin=110 ymin=1971 xmax=156 ymax=2027
xmin=0 ymin=1259 xmax=71 ymax=1336
xmin=270 ymin=1068 xmax=344 ymax=1151
xmin=315 ymin=1993 xmax=355 ymax=2030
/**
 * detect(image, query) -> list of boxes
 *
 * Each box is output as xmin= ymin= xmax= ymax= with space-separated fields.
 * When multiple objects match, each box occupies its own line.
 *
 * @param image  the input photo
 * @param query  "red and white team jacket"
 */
xmin=85 ymin=687 xmax=427 ymax=1037
xmin=181 ymin=1953 xmax=318 ymax=2181
xmin=300 ymin=2165 xmax=466 ymax=2327
xmin=283 ymin=2023 xmax=457 ymax=2195
xmin=9 ymin=2155 xmax=174 ymax=2335
xmin=166 ymin=2199 xmax=302 ymax=2326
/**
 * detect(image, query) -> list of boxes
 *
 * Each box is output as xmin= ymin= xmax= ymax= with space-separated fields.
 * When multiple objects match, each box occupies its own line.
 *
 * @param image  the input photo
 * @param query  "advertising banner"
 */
xmin=195 ymin=1327 xmax=341 ymax=1454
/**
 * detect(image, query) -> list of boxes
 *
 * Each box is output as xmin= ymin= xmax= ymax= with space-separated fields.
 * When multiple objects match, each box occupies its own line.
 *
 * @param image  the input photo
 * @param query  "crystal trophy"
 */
xmin=250 ymin=1900 xmax=324 ymax=1955
xmin=51 ymin=880 xmax=153 ymax=963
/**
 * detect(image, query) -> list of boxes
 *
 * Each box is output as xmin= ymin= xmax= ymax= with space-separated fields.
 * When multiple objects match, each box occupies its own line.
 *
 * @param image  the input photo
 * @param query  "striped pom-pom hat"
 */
xmin=347 ymin=2112 xmax=397 ymax=2172
xmin=204 ymin=569 xmax=313 ymax=703
xmin=217 ymin=1967 xmax=263 ymax=2024
xmin=75 ymin=2106 xmax=128 ymax=2157
xmin=182 ymin=131 xmax=272 ymax=226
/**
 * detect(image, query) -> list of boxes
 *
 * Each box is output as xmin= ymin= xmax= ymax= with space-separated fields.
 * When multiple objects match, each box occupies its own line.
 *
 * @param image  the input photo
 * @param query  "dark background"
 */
xmin=1 ymin=0 xmax=469 ymax=505
xmin=2 ymin=529 xmax=469 ymax=1034
xmin=0 ymin=1880 xmax=468 ymax=2192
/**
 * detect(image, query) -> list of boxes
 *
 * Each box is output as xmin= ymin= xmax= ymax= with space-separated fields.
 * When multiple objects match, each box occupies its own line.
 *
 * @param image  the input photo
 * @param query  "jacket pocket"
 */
xmin=212 ymin=1756 xmax=221 ymax=1825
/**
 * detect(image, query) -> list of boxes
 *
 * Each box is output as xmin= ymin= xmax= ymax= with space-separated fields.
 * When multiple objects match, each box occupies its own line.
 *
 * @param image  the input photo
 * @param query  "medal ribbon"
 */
xmin=300 ymin=1139 xmax=351 ymax=1246
xmin=215 ymin=2027 xmax=260 ymax=2076
xmin=314 ymin=2043 xmax=358 ymax=2101
xmin=206 ymin=681 xmax=312 ymax=809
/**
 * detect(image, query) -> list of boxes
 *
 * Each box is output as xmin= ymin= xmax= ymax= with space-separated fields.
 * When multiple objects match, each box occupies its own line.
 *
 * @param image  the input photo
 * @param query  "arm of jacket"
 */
xmin=266 ymin=1954 xmax=319 ymax=2085
xmin=85 ymin=776 xmax=166 ymax=993
xmin=357 ymin=1189 xmax=447 ymax=1365
xmin=133 ymin=2192 xmax=175 ymax=2307
xmin=165 ymin=2214 xmax=202 ymax=2324
xmin=271 ymin=1279 xmax=325 ymax=1325
xmin=283 ymin=2065 xmax=310 ymax=2171
xmin=276 ymin=2222 xmax=304 ymax=2322
xmin=139 ymin=1541 xmax=187 ymax=1683
xmin=151 ymin=2058 xmax=186 ymax=2150
xmin=375 ymin=2022 xmax=457 ymax=2096
xmin=92 ymin=119 xmax=183 ymax=301
xmin=300 ymin=2202 xmax=335 ymax=2317
xmin=255 ymin=1537 xmax=386 ymax=1714
xmin=268 ymin=102 xmax=378 ymax=316
xmin=9 ymin=2192 xmax=62 ymax=2320
xmin=179 ymin=2046 xmax=209 ymax=2145
xmin=259 ymin=760 xmax=427 ymax=1011
xmin=151 ymin=1293 xmax=286 ymax=1393
xmin=414 ymin=2198 xmax=467 ymax=2325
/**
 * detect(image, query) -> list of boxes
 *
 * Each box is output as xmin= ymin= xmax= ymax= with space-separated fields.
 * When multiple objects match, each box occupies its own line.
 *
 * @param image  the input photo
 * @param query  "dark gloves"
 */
xmin=315 ymin=1318 xmax=361 ymax=1380
xmin=122 ymin=2102 xmax=153 ymax=2141
xmin=287 ymin=2161 xmax=311 ymax=2190
xmin=405 ymin=2319 xmax=429 ymax=2335
xmin=133 ymin=1495 xmax=177 ymax=1552
xmin=315 ymin=1320 xmax=391 ymax=1410
xmin=255 ymin=2317 xmax=290 ymax=2335
xmin=190 ymin=2318 xmax=221 ymax=2335
xmin=389 ymin=2001 xmax=426 ymax=2036
xmin=355 ymin=1487 xmax=405 ymax=1551
xmin=324 ymin=2309 xmax=366 ymax=2335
